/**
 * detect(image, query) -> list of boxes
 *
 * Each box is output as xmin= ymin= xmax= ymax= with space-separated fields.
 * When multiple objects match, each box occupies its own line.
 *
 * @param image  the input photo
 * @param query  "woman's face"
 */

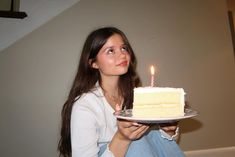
xmin=91 ymin=34 xmax=131 ymax=79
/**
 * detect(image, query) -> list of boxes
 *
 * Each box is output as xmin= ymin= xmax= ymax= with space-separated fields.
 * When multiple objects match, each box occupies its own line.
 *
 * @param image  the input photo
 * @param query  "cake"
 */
xmin=132 ymin=87 xmax=185 ymax=118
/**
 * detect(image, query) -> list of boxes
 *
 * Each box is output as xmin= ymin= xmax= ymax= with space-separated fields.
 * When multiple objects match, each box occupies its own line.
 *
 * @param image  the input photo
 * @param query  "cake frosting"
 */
xmin=132 ymin=87 xmax=185 ymax=118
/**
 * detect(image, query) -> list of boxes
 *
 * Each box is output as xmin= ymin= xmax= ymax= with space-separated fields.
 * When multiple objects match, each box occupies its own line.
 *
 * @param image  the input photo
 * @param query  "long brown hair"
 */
xmin=58 ymin=27 xmax=141 ymax=157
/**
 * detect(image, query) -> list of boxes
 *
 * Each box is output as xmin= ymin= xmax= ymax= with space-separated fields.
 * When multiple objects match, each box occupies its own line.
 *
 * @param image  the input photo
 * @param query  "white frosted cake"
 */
xmin=132 ymin=87 xmax=185 ymax=118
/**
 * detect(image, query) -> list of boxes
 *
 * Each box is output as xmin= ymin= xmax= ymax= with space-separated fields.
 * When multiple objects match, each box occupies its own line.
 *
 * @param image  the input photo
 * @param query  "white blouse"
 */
xmin=71 ymin=84 xmax=116 ymax=157
xmin=70 ymin=84 xmax=179 ymax=157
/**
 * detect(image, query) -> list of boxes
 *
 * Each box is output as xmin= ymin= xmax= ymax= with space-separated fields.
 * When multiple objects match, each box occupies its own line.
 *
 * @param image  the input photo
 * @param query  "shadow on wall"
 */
xmin=180 ymin=118 xmax=202 ymax=134
xmin=178 ymin=102 xmax=202 ymax=143
xmin=180 ymin=101 xmax=202 ymax=134
xmin=179 ymin=118 xmax=202 ymax=148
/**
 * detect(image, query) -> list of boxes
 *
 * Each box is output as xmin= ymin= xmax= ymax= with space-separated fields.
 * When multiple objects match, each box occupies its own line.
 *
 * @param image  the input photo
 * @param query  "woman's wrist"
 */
xmin=114 ymin=130 xmax=132 ymax=143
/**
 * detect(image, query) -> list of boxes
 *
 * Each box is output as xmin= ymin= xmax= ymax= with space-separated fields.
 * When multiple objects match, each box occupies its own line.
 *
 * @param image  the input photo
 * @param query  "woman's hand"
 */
xmin=110 ymin=120 xmax=149 ymax=157
xmin=159 ymin=122 xmax=179 ymax=137
xmin=115 ymin=104 xmax=149 ymax=141
xmin=116 ymin=119 xmax=149 ymax=141
xmin=109 ymin=104 xmax=149 ymax=157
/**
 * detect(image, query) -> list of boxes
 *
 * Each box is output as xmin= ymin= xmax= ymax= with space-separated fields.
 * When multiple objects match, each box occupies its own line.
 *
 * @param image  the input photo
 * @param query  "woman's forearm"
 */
xmin=109 ymin=131 xmax=131 ymax=157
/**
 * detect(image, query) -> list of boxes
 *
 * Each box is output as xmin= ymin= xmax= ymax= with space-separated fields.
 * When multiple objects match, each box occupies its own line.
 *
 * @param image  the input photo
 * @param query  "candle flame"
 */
xmin=150 ymin=65 xmax=155 ymax=75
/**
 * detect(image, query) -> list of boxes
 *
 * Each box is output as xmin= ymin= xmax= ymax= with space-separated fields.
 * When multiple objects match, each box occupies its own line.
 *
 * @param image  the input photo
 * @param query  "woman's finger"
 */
xmin=115 ymin=103 xmax=121 ymax=111
xmin=129 ymin=125 xmax=149 ymax=140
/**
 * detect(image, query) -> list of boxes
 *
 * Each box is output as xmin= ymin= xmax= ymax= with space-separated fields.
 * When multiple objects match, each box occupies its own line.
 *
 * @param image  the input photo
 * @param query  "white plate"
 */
xmin=114 ymin=108 xmax=198 ymax=123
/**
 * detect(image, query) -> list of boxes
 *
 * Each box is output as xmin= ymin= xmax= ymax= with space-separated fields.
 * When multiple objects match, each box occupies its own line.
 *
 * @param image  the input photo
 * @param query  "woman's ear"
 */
xmin=92 ymin=63 xmax=99 ymax=69
xmin=89 ymin=59 xmax=99 ymax=69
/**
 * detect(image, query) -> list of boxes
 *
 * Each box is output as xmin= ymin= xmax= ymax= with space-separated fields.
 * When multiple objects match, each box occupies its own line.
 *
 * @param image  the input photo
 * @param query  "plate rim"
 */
xmin=114 ymin=108 xmax=198 ymax=123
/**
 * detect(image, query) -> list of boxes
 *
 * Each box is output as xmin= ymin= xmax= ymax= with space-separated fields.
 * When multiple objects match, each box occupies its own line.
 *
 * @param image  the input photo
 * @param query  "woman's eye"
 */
xmin=121 ymin=46 xmax=128 ymax=52
xmin=107 ymin=49 xmax=114 ymax=54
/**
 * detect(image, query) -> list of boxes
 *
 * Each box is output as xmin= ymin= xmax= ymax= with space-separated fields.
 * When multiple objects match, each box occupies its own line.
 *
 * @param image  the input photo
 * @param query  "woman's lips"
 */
xmin=117 ymin=61 xmax=128 ymax=66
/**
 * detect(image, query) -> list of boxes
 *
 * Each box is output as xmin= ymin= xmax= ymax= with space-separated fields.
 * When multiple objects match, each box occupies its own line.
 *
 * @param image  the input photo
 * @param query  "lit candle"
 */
xmin=150 ymin=65 xmax=155 ymax=87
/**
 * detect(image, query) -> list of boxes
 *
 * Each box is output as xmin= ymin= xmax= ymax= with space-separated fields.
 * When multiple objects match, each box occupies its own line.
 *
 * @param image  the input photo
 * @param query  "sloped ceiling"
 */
xmin=0 ymin=0 xmax=81 ymax=52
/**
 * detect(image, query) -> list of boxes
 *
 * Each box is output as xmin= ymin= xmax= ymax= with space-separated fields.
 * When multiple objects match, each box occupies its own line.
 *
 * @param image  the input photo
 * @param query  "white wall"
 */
xmin=0 ymin=0 xmax=235 ymax=156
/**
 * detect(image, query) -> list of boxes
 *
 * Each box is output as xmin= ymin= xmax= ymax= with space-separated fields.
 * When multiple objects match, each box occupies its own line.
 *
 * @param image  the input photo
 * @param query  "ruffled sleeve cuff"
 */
xmin=159 ymin=126 xmax=179 ymax=141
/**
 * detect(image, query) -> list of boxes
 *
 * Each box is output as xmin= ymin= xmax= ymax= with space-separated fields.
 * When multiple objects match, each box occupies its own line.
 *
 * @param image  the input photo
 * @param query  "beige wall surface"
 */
xmin=0 ymin=0 xmax=235 ymax=156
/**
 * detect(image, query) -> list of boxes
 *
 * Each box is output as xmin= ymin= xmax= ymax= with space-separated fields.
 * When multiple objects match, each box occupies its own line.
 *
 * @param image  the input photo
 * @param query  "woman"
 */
xmin=58 ymin=27 xmax=185 ymax=157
